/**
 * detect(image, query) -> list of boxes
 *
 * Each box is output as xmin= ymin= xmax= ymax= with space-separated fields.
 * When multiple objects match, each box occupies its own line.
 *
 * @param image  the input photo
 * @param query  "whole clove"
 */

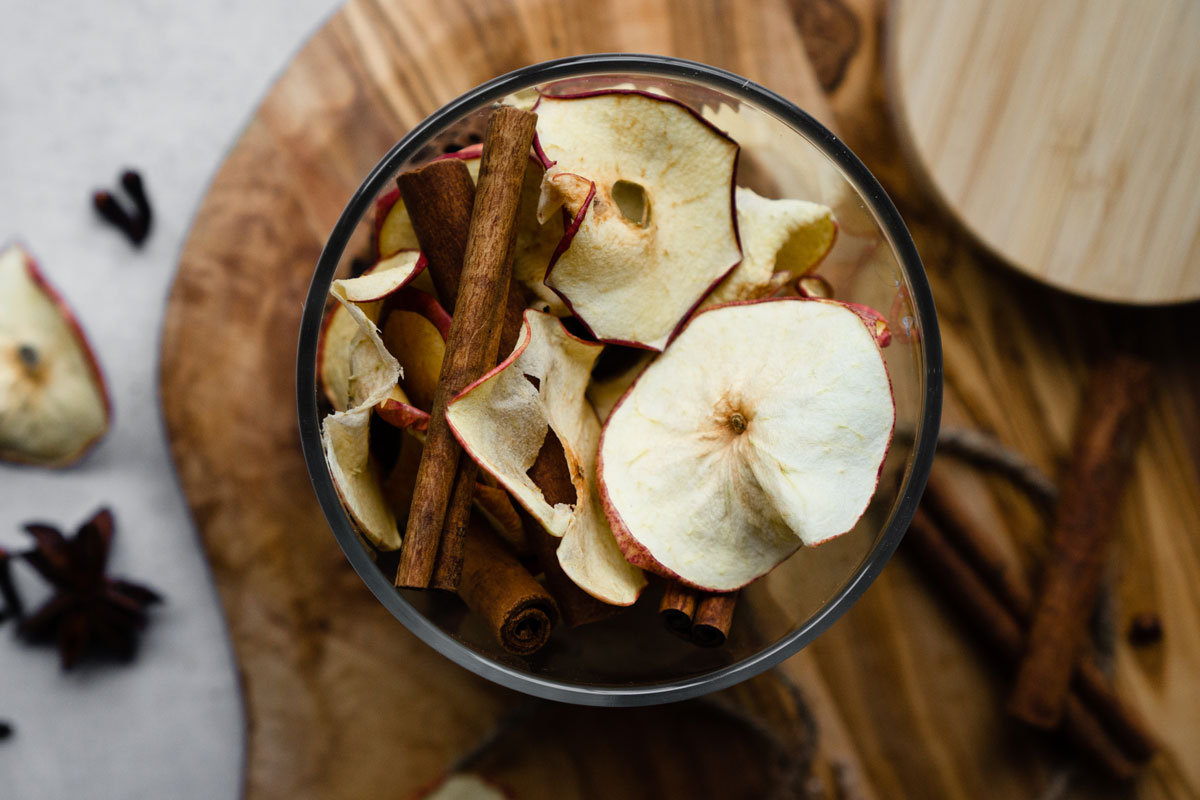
xmin=92 ymin=169 xmax=152 ymax=246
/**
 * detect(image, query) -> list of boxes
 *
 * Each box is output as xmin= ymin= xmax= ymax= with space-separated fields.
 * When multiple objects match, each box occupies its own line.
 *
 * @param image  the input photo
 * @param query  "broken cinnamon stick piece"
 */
xmin=660 ymin=581 xmax=698 ymax=638
xmin=396 ymin=158 xmax=475 ymax=308
xmin=693 ymin=591 xmax=739 ymax=648
xmin=397 ymin=152 xmax=528 ymax=358
xmin=459 ymin=516 xmax=558 ymax=656
xmin=1009 ymin=355 xmax=1153 ymax=728
xmin=395 ymin=106 xmax=538 ymax=589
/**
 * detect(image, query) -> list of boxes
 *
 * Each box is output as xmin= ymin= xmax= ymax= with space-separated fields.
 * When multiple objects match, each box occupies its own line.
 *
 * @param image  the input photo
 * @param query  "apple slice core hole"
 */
xmin=18 ymin=344 xmax=39 ymax=371
xmin=611 ymin=180 xmax=650 ymax=227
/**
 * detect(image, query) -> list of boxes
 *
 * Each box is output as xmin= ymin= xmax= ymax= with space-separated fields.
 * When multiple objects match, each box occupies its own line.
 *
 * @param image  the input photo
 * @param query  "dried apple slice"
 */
xmin=374 ymin=188 xmax=417 ymax=257
xmin=446 ymin=310 xmax=645 ymax=605
xmin=704 ymin=188 xmax=835 ymax=307
xmin=322 ymin=406 xmax=400 ymax=550
xmin=319 ymin=252 xmax=422 ymax=411
xmin=319 ymin=268 xmax=405 ymax=549
xmin=335 ymin=250 xmax=424 ymax=303
xmin=535 ymin=91 xmax=742 ymax=349
xmin=382 ymin=288 xmax=450 ymax=410
xmin=0 ymin=244 xmax=111 ymax=467
xmin=599 ymin=298 xmax=895 ymax=591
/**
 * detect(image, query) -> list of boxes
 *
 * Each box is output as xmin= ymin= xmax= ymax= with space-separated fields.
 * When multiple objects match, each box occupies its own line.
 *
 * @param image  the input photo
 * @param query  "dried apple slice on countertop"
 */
xmin=599 ymin=298 xmax=895 ymax=591
xmin=0 ymin=243 xmax=111 ymax=467
xmin=704 ymin=188 xmax=835 ymax=307
xmin=446 ymin=310 xmax=645 ymax=605
xmin=535 ymin=91 xmax=742 ymax=350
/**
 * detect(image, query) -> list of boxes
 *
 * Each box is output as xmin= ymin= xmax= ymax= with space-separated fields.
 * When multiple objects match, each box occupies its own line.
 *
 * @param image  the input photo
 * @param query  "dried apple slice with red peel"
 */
xmin=322 ymin=406 xmax=401 ymax=550
xmin=844 ymin=302 xmax=892 ymax=347
xmin=335 ymin=250 xmax=425 ymax=303
xmin=319 ymin=252 xmax=422 ymax=410
xmin=599 ymin=298 xmax=895 ymax=592
xmin=704 ymin=188 xmax=835 ymax=307
xmin=0 ymin=244 xmax=111 ymax=467
xmin=374 ymin=188 xmax=416 ymax=257
xmin=535 ymin=91 xmax=742 ymax=350
xmin=382 ymin=288 xmax=451 ymax=410
xmin=377 ymin=391 xmax=430 ymax=433
xmin=446 ymin=310 xmax=645 ymax=605
xmin=319 ymin=271 xmax=405 ymax=549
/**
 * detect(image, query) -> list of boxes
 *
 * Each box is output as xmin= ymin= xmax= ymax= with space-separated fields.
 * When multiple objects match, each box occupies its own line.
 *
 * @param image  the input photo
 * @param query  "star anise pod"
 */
xmin=17 ymin=508 xmax=162 ymax=669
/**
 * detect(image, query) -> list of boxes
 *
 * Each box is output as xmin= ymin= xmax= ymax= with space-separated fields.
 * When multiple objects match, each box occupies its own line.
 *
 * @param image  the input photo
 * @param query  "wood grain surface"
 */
xmin=160 ymin=0 xmax=1200 ymax=798
xmin=889 ymin=0 xmax=1200 ymax=305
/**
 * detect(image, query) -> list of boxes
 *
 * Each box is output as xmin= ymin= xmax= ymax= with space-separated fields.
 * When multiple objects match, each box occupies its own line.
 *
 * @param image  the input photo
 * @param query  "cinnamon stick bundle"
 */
xmin=1009 ymin=355 xmax=1153 ymax=728
xmin=459 ymin=516 xmax=558 ymax=656
xmin=907 ymin=503 xmax=1155 ymax=778
xmin=921 ymin=467 xmax=1156 ymax=761
xmin=394 ymin=106 xmax=537 ymax=589
xmin=658 ymin=580 xmax=739 ymax=646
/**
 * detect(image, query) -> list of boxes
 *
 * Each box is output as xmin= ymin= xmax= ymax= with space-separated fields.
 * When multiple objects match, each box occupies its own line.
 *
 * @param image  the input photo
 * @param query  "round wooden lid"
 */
xmin=889 ymin=0 xmax=1200 ymax=304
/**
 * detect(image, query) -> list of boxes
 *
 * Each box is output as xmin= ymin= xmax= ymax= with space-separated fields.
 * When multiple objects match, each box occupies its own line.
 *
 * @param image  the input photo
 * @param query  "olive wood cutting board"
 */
xmin=160 ymin=0 xmax=1200 ymax=798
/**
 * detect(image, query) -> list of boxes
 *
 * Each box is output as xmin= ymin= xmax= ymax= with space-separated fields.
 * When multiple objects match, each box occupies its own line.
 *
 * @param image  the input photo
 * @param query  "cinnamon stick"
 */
xmin=660 ymin=581 xmax=698 ymax=638
xmin=397 ymin=152 xmax=528 ymax=359
xmin=459 ymin=516 xmax=558 ymax=656
xmin=693 ymin=591 xmax=739 ymax=648
xmin=395 ymin=106 xmax=537 ymax=589
xmin=396 ymin=158 xmax=475 ymax=308
xmin=1009 ymin=355 xmax=1153 ymax=728
xmin=905 ymin=508 xmax=1146 ymax=778
xmin=922 ymin=467 xmax=1156 ymax=760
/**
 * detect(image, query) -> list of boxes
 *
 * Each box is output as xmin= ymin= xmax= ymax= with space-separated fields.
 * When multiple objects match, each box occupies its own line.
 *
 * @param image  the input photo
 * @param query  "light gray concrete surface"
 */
xmin=0 ymin=2 xmax=342 ymax=797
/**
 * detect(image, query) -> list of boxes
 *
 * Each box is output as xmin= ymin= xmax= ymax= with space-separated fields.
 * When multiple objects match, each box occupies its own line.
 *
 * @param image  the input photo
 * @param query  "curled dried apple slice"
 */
xmin=0 ymin=244 xmax=111 ymax=466
xmin=535 ymin=91 xmax=742 ymax=350
xmin=319 ymin=266 xmax=405 ymax=549
xmin=335 ymin=250 xmax=424 ymax=303
xmin=319 ymin=252 xmax=422 ymax=411
xmin=599 ymin=298 xmax=895 ymax=591
xmin=382 ymin=288 xmax=451 ymax=411
xmin=704 ymin=188 xmax=835 ymax=307
xmin=322 ymin=406 xmax=400 ymax=550
xmin=446 ymin=310 xmax=645 ymax=605
xmin=374 ymin=188 xmax=417 ymax=257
